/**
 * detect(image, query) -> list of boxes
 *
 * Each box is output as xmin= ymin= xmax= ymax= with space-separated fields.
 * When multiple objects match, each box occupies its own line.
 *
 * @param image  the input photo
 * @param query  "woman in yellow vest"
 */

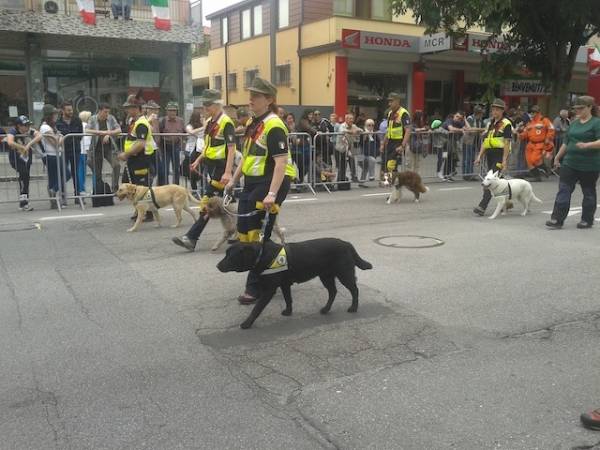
xmin=172 ymin=89 xmax=237 ymax=251
xmin=226 ymin=77 xmax=297 ymax=304
xmin=473 ymin=98 xmax=512 ymax=216
xmin=380 ymin=92 xmax=411 ymax=177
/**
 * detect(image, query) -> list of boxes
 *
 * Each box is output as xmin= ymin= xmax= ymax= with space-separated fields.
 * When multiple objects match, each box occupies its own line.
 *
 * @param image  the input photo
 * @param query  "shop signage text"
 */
xmin=502 ymin=79 xmax=551 ymax=96
xmin=342 ymin=29 xmax=418 ymax=53
xmin=419 ymin=32 xmax=451 ymax=53
xmin=468 ymin=33 xmax=511 ymax=53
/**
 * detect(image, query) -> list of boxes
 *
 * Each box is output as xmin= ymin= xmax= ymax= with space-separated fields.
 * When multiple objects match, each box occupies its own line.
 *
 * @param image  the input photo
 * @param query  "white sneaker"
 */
xmin=437 ymin=171 xmax=445 ymax=180
xmin=19 ymin=203 xmax=34 ymax=212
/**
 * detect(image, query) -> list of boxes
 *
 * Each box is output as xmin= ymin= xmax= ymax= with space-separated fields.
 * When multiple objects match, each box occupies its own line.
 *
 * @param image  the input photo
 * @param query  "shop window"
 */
xmin=253 ymin=5 xmax=263 ymax=35
xmin=228 ymin=73 xmax=237 ymax=91
xmin=241 ymin=9 xmax=251 ymax=39
xmin=275 ymin=64 xmax=291 ymax=86
xmin=371 ymin=0 xmax=392 ymax=20
xmin=334 ymin=0 xmax=353 ymax=16
xmin=214 ymin=75 xmax=222 ymax=91
xmin=278 ymin=0 xmax=289 ymax=28
xmin=221 ymin=16 xmax=228 ymax=45
xmin=244 ymin=69 xmax=259 ymax=88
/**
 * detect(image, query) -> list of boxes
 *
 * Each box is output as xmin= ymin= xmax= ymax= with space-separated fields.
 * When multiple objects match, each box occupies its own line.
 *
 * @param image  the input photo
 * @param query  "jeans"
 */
xmin=462 ymin=143 xmax=476 ymax=176
xmin=112 ymin=0 xmax=131 ymax=19
xmin=551 ymin=165 xmax=599 ymax=225
xmin=436 ymin=145 xmax=455 ymax=176
xmin=46 ymin=154 xmax=65 ymax=194
xmin=89 ymin=143 xmax=121 ymax=192
xmin=157 ymin=142 xmax=181 ymax=186
xmin=78 ymin=154 xmax=87 ymax=193
xmin=359 ymin=155 xmax=376 ymax=180
xmin=64 ymin=150 xmax=80 ymax=195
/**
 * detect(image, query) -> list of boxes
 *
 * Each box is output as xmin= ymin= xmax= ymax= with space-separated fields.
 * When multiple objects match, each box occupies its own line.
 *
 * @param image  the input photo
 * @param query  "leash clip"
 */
xmin=223 ymin=194 xmax=232 ymax=207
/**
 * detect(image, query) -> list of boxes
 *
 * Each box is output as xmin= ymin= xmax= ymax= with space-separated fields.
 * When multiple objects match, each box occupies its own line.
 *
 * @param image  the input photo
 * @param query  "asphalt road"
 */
xmin=1 ymin=177 xmax=600 ymax=450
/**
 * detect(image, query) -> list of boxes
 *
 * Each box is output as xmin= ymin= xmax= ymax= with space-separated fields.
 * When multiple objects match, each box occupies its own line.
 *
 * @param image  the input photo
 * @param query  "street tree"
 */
xmin=391 ymin=0 xmax=600 ymax=112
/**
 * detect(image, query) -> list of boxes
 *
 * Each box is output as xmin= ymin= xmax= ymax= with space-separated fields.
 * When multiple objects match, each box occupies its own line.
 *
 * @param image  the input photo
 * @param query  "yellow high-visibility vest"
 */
xmin=204 ymin=113 xmax=235 ymax=160
xmin=386 ymin=107 xmax=409 ymax=140
xmin=483 ymin=118 xmax=512 ymax=149
xmin=242 ymin=113 xmax=297 ymax=179
xmin=124 ymin=116 xmax=155 ymax=155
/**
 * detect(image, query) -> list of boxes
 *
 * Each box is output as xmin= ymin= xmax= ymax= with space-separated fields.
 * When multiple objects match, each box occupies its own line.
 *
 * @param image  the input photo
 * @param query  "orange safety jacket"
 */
xmin=519 ymin=113 xmax=555 ymax=151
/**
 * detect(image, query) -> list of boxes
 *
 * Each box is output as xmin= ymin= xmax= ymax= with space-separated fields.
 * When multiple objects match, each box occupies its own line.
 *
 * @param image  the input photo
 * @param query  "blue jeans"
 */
xmin=157 ymin=142 xmax=181 ymax=186
xmin=462 ymin=143 xmax=476 ymax=176
xmin=78 ymin=154 xmax=87 ymax=193
xmin=46 ymin=154 xmax=65 ymax=193
xmin=111 ymin=0 xmax=131 ymax=18
xmin=64 ymin=150 xmax=80 ymax=195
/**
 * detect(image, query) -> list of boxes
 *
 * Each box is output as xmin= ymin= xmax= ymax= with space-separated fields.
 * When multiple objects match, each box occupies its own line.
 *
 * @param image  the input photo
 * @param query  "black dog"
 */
xmin=217 ymin=238 xmax=373 ymax=329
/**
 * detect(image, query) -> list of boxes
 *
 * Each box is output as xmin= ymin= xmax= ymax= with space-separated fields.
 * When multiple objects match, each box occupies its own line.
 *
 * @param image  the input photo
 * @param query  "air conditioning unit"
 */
xmin=43 ymin=0 xmax=63 ymax=14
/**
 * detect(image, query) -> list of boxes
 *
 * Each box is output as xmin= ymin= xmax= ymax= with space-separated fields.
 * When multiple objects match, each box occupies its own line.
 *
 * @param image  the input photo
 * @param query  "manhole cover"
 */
xmin=0 ymin=223 xmax=41 ymax=233
xmin=374 ymin=235 xmax=444 ymax=249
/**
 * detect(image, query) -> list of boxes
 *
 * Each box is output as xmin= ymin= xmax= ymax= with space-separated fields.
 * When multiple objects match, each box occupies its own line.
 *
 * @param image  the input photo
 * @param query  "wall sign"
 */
xmin=419 ymin=33 xmax=451 ymax=53
xmin=502 ymin=79 xmax=551 ymax=96
xmin=342 ymin=29 xmax=418 ymax=53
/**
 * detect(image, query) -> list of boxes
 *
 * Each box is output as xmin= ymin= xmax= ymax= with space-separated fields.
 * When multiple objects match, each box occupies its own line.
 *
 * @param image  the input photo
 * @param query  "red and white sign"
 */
xmin=342 ymin=29 xmax=418 ymax=53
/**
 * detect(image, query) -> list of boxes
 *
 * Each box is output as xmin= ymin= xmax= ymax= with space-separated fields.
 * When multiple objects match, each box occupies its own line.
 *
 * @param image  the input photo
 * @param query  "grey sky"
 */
xmin=202 ymin=0 xmax=239 ymax=25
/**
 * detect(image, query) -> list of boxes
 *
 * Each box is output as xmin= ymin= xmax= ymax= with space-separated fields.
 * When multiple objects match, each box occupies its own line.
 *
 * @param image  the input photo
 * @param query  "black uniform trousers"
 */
xmin=551 ymin=165 xmax=599 ymax=225
xmin=478 ymin=148 xmax=504 ymax=211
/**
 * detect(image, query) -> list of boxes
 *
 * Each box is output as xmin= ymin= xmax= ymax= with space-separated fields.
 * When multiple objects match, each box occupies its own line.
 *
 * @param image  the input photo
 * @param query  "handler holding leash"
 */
xmin=172 ymin=89 xmax=236 ymax=251
xmin=473 ymin=98 xmax=512 ymax=216
xmin=225 ymin=77 xmax=297 ymax=305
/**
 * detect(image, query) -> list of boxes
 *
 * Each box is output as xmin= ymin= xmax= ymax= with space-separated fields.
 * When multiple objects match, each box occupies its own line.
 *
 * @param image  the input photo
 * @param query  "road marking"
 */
xmin=165 ymin=206 xmax=201 ymax=211
xmin=286 ymin=198 xmax=318 ymax=203
xmin=438 ymin=187 xmax=473 ymax=191
xmin=542 ymin=205 xmax=600 ymax=218
xmin=39 ymin=213 xmax=105 ymax=221
xmin=362 ymin=192 xmax=390 ymax=197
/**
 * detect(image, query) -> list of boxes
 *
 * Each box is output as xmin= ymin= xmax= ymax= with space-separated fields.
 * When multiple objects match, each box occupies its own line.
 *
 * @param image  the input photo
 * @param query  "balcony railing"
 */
xmin=0 ymin=0 xmax=191 ymax=26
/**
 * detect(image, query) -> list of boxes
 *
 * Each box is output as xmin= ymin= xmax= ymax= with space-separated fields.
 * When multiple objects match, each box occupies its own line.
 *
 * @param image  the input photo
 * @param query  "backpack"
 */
xmin=92 ymin=180 xmax=114 ymax=207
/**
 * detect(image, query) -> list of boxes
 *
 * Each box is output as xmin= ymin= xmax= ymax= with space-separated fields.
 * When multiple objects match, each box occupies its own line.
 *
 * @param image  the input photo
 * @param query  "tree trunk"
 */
xmin=548 ymin=60 xmax=571 ymax=115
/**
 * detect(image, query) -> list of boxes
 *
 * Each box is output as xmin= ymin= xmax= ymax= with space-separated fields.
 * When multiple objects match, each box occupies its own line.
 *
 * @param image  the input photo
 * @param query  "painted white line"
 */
xmin=39 ymin=213 xmax=105 ymax=221
xmin=286 ymin=198 xmax=318 ymax=203
xmin=438 ymin=187 xmax=473 ymax=191
xmin=165 ymin=206 xmax=201 ymax=211
xmin=362 ymin=192 xmax=390 ymax=197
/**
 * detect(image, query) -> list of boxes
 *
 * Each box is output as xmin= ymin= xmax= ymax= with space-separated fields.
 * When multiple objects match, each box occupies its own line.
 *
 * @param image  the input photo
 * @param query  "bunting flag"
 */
xmin=150 ymin=0 xmax=171 ymax=31
xmin=76 ymin=0 xmax=96 ymax=25
xmin=589 ymin=45 xmax=600 ymax=76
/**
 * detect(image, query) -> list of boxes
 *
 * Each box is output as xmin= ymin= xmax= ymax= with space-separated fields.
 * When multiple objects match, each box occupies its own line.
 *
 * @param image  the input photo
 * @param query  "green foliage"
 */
xmin=391 ymin=0 xmax=600 ymax=108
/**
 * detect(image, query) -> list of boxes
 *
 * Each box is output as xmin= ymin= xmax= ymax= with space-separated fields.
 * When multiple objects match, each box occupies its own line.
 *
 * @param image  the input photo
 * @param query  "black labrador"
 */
xmin=217 ymin=238 xmax=373 ymax=329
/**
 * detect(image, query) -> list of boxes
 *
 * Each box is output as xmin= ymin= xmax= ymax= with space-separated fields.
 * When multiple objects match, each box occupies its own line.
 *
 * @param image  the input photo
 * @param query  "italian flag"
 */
xmin=589 ymin=45 xmax=600 ymax=76
xmin=76 ymin=0 xmax=95 ymax=25
xmin=150 ymin=0 xmax=171 ymax=31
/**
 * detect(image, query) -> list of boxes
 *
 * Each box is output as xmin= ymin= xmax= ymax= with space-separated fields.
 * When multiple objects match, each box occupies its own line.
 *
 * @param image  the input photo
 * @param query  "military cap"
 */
xmin=145 ymin=100 xmax=160 ymax=110
xmin=166 ymin=101 xmax=179 ymax=111
xmin=387 ymin=92 xmax=402 ymax=101
xmin=247 ymin=77 xmax=277 ymax=97
xmin=490 ymin=98 xmax=506 ymax=110
xmin=42 ymin=104 xmax=58 ymax=116
xmin=530 ymin=104 xmax=540 ymax=113
xmin=201 ymin=89 xmax=223 ymax=105
xmin=573 ymin=95 xmax=595 ymax=107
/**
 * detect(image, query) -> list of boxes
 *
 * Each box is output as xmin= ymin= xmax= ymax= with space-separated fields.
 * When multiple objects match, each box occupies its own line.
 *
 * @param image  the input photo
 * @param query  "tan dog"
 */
xmin=116 ymin=183 xmax=199 ymax=232
xmin=204 ymin=196 xmax=286 ymax=251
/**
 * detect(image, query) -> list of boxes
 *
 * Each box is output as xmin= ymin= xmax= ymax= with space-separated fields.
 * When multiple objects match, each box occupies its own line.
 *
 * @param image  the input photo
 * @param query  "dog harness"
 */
xmin=134 ymin=187 xmax=161 ymax=209
xmin=493 ymin=181 xmax=512 ymax=200
xmin=260 ymin=246 xmax=289 ymax=275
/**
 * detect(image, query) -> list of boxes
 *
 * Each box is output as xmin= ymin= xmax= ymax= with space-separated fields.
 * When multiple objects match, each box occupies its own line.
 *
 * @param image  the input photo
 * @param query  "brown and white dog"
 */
xmin=204 ymin=196 xmax=286 ymax=251
xmin=116 ymin=183 xmax=199 ymax=232
xmin=386 ymin=171 xmax=429 ymax=204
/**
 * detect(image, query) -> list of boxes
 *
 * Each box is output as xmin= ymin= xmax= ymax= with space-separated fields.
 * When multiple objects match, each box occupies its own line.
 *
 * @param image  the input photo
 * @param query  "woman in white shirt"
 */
xmin=40 ymin=104 xmax=64 ymax=208
xmin=79 ymin=111 xmax=92 ymax=195
xmin=183 ymin=110 xmax=204 ymax=196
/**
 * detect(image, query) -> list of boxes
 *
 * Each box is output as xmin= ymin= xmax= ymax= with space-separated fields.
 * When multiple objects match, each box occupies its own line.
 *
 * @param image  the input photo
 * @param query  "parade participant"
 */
xmin=546 ymin=95 xmax=600 ymax=229
xmin=6 ymin=115 xmax=42 ymax=211
xmin=225 ymin=77 xmax=297 ymax=305
xmin=473 ymin=98 xmax=512 ymax=216
xmin=172 ymin=89 xmax=236 ymax=251
xmin=380 ymin=92 xmax=411 ymax=177
xmin=118 ymin=95 xmax=156 ymax=221
xmin=519 ymin=104 xmax=555 ymax=181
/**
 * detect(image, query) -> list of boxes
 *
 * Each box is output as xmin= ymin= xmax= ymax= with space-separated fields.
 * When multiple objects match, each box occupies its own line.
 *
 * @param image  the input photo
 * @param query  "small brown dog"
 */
xmin=116 ymin=183 xmax=199 ymax=232
xmin=386 ymin=171 xmax=429 ymax=204
xmin=204 ymin=196 xmax=286 ymax=251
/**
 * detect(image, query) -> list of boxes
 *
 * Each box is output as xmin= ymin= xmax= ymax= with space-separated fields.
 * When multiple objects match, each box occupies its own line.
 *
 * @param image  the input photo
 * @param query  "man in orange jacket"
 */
xmin=519 ymin=105 xmax=555 ymax=181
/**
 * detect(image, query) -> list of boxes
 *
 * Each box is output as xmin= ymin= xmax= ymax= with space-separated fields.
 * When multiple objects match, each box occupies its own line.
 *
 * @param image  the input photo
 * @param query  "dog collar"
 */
xmin=260 ymin=247 xmax=288 ymax=275
xmin=493 ymin=181 xmax=512 ymax=200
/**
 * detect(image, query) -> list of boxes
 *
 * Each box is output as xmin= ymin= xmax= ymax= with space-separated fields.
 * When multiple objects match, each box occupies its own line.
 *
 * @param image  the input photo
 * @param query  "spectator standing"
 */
xmin=355 ymin=112 xmax=367 ymax=129
xmin=312 ymin=110 xmax=322 ymax=128
xmin=431 ymin=119 xmax=450 ymax=181
xmin=409 ymin=110 xmax=427 ymax=172
xmin=473 ymin=98 xmax=512 ymax=216
xmin=296 ymin=110 xmax=317 ymax=185
xmin=112 ymin=0 xmax=131 ymax=20
xmin=553 ymin=109 xmax=570 ymax=151
xmin=56 ymin=100 xmax=83 ymax=203
xmin=40 ymin=104 xmax=63 ymax=209
xmin=464 ymin=105 xmax=486 ymax=180
xmin=359 ymin=118 xmax=380 ymax=184
xmin=316 ymin=110 xmax=335 ymax=164
xmin=78 ymin=111 xmax=92 ymax=196
xmin=86 ymin=103 xmax=122 ymax=192
xmin=182 ymin=110 xmax=204 ymax=196
xmin=158 ymin=102 xmax=185 ymax=185
xmin=336 ymin=113 xmax=361 ymax=183
xmin=380 ymin=93 xmax=411 ymax=177
xmin=6 ymin=115 xmax=42 ymax=211
xmin=546 ymin=96 xmax=600 ymax=229
xmin=277 ymin=106 xmax=286 ymax=121
xmin=440 ymin=112 xmax=468 ymax=181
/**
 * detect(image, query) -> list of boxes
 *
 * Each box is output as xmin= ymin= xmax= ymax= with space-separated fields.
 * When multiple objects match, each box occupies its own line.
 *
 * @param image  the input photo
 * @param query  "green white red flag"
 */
xmin=76 ymin=0 xmax=95 ymax=25
xmin=150 ymin=0 xmax=171 ymax=31
xmin=589 ymin=45 xmax=600 ymax=76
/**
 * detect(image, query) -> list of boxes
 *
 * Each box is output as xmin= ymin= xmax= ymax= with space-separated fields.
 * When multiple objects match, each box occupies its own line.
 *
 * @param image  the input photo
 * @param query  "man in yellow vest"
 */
xmin=473 ymin=98 xmax=513 ymax=216
xmin=172 ymin=89 xmax=237 ymax=251
xmin=380 ymin=92 xmax=411 ymax=178
xmin=118 ymin=94 xmax=156 ymax=221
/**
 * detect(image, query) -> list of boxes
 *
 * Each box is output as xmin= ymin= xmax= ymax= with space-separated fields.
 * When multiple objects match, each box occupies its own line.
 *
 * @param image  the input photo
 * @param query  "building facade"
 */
xmin=206 ymin=0 xmax=592 ymax=119
xmin=0 ymin=0 xmax=203 ymax=125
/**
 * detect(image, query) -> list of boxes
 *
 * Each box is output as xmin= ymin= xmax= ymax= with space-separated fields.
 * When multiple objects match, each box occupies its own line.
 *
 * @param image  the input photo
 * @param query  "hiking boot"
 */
xmin=581 ymin=409 xmax=600 ymax=431
xmin=473 ymin=206 xmax=485 ymax=216
xmin=545 ymin=219 xmax=563 ymax=229
xmin=143 ymin=211 xmax=154 ymax=222
xmin=172 ymin=235 xmax=197 ymax=251
xmin=576 ymin=221 xmax=593 ymax=229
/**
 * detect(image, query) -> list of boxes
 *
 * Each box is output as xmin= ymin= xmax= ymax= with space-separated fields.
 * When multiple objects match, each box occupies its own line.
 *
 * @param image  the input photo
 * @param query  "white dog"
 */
xmin=481 ymin=170 xmax=542 ymax=219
